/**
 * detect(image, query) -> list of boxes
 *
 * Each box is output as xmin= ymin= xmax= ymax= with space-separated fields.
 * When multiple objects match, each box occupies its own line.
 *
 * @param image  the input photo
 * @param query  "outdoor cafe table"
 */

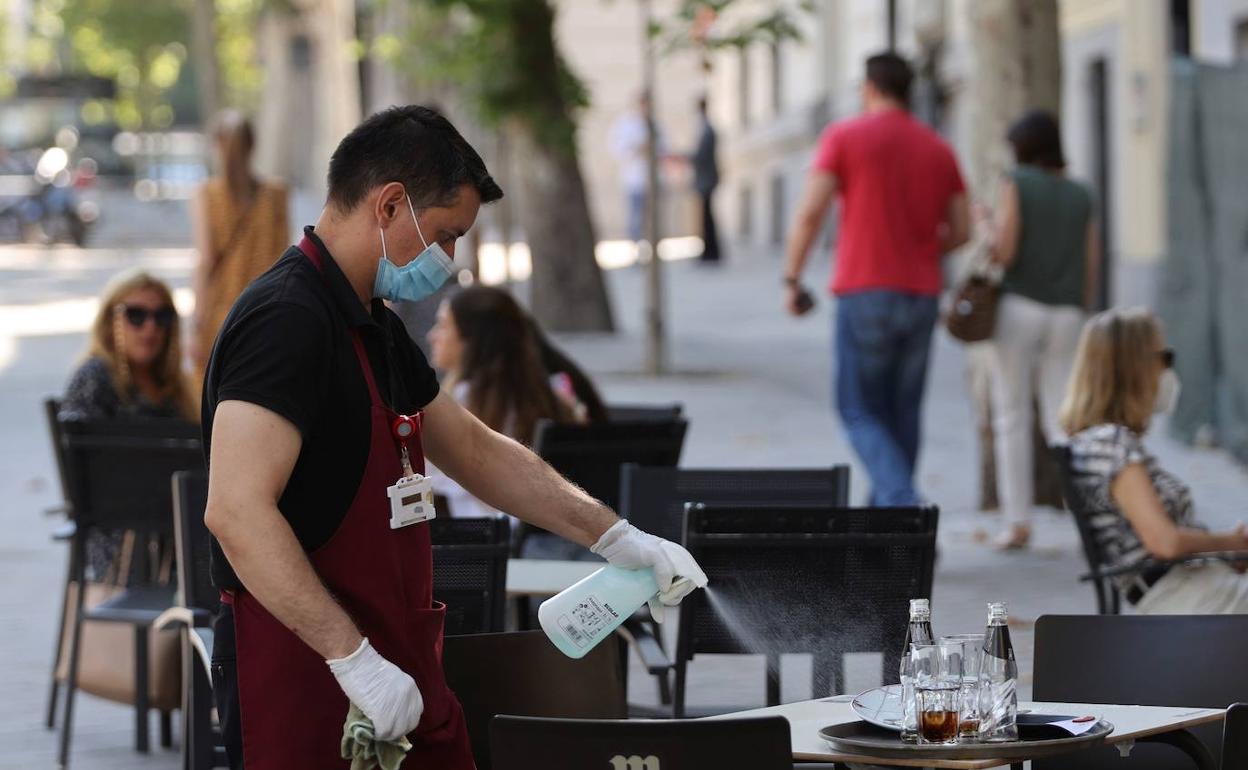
xmin=710 ymin=697 xmax=1225 ymax=769
xmin=505 ymin=558 xmax=601 ymax=598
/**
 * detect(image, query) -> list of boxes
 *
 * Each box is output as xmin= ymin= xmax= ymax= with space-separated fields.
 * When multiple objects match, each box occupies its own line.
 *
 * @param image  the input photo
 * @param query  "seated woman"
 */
xmin=426 ymin=286 xmax=586 ymax=532
xmin=1062 ymin=308 xmax=1248 ymax=613
xmin=61 ymin=268 xmax=197 ymax=422
xmin=60 ymin=269 xmax=197 ymax=582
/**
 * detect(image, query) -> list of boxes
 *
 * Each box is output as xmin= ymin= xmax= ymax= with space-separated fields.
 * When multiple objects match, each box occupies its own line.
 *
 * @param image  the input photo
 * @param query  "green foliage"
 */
xmin=656 ymin=0 xmax=813 ymax=53
xmin=215 ymin=0 xmax=266 ymax=109
xmin=383 ymin=0 xmax=589 ymax=155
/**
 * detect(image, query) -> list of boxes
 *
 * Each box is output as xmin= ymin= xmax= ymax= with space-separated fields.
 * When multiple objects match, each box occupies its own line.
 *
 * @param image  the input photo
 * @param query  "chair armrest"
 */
xmin=1080 ymin=551 xmax=1248 ymax=582
xmin=619 ymin=616 xmax=673 ymax=675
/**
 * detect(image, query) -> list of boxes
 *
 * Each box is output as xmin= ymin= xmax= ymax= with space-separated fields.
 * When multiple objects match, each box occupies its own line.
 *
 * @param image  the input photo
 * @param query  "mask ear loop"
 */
xmin=378 ymin=226 xmax=389 ymax=261
xmin=407 ymin=195 xmax=431 ymax=250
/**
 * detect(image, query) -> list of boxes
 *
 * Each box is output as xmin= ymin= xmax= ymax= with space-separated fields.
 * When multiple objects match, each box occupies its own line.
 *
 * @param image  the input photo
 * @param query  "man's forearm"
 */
xmin=209 ymin=501 xmax=362 ymax=659
xmin=784 ymin=216 xmax=819 ymax=280
xmin=455 ymin=430 xmax=617 ymax=547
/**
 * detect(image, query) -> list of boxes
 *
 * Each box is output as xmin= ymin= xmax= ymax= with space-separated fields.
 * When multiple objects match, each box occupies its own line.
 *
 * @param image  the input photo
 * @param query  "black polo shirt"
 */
xmin=201 ymin=226 xmax=441 ymax=591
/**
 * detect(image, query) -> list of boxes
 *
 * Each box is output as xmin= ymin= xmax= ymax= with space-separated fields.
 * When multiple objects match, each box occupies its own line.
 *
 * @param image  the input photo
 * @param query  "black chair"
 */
xmin=618 ymin=464 xmax=851 ymax=544
xmin=1034 ymin=614 xmax=1248 ymax=770
xmin=490 ymin=715 xmax=793 ymax=770
xmin=1052 ymin=445 xmax=1248 ymax=614
xmin=674 ymin=504 xmax=939 ymax=717
xmin=605 ymin=402 xmax=683 ymax=423
xmin=57 ymin=418 xmax=203 ymax=767
xmin=522 ymin=418 xmax=687 ymax=557
xmin=430 ymin=516 xmax=511 ymax=636
xmin=171 ymin=470 xmax=227 ymax=770
xmin=616 ymin=465 xmax=852 ymax=706
xmin=44 ymin=397 xmax=78 ymax=730
xmin=1223 ymin=703 xmax=1248 ymax=770
xmin=443 ymin=630 xmax=627 ymax=770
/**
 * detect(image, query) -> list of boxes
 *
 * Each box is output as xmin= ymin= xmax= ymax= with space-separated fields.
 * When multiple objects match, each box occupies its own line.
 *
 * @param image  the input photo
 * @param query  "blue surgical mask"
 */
xmin=373 ymin=195 xmax=455 ymax=302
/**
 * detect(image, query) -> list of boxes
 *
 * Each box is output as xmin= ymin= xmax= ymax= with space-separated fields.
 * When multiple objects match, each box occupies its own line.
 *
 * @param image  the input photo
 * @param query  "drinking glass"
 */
xmin=910 ymin=641 xmax=962 ymax=745
xmin=941 ymin=633 xmax=985 ymax=743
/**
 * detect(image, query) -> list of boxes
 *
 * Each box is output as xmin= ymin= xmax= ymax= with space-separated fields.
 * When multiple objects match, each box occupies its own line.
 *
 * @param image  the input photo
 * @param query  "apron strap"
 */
xmin=295 ymin=234 xmax=385 ymax=410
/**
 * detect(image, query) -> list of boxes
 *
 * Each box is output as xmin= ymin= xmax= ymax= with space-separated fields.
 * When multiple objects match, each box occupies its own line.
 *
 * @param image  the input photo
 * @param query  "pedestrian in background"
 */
xmin=782 ymin=51 xmax=969 ymax=506
xmin=190 ymin=110 xmax=289 ymax=378
xmin=981 ymin=110 xmax=1099 ymax=549
xmin=690 ymin=96 xmax=721 ymax=263
xmin=611 ymin=91 xmax=662 ymax=244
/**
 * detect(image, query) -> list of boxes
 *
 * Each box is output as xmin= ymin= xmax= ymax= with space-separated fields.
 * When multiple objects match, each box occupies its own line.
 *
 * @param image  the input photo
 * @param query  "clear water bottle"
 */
xmin=899 ymin=598 xmax=934 ymax=743
xmin=977 ymin=602 xmax=1019 ymax=742
xmin=538 ymin=566 xmax=659 ymax=659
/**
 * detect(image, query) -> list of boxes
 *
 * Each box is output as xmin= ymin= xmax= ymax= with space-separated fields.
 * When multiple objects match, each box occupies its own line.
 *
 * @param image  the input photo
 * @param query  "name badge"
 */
xmin=386 ymin=473 xmax=436 ymax=529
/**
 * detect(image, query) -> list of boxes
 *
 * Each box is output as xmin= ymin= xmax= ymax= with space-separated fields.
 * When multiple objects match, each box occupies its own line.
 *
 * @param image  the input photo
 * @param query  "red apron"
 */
xmin=225 ymin=236 xmax=474 ymax=769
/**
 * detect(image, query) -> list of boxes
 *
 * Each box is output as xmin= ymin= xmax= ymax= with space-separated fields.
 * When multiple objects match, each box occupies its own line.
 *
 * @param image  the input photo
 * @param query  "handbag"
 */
xmin=945 ymin=243 xmax=1001 ymax=344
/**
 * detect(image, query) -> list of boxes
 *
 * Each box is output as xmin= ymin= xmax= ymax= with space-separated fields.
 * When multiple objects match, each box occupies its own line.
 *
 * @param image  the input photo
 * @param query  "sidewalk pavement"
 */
xmin=1 ymin=229 xmax=1245 ymax=767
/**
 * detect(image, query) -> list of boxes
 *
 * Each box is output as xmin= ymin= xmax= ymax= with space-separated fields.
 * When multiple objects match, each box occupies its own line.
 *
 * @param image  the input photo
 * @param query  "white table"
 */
xmin=710 ymin=698 xmax=1225 ymax=769
xmin=505 ymin=559 xmax=601 ymax=598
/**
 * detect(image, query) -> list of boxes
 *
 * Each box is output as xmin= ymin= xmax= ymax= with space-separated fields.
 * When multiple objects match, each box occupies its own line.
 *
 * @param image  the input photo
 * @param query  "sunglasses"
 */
xmin=119 ymin=304 xmax=176 ymax=330
xmin=1158 ymin=348 xmax=1175 ymax=369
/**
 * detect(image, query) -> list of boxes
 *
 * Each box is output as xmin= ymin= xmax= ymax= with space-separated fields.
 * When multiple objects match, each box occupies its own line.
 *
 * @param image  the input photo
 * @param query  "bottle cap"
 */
xmin=987 ymin=601 xmax=1008 ymax=619
xmin=909 ymin=598 xmax=931 ymax=620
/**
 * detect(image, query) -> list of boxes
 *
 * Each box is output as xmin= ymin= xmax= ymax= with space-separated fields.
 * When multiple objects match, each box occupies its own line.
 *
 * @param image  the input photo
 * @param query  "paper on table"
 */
xmin=1018 ymin=714 xmax=1101 ymax=737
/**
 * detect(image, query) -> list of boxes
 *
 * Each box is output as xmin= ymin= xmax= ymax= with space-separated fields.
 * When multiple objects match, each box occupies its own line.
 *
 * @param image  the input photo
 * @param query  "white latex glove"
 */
xmin=591 ymin=520 xmax=709 ymax=623
xmin=327 ymin=638 xmax=424 ymax=742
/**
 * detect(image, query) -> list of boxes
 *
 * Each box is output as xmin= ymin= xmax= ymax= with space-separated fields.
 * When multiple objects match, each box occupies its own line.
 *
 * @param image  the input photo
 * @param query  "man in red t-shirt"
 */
xmin=782 ymin=52 xmax=969 ymax=506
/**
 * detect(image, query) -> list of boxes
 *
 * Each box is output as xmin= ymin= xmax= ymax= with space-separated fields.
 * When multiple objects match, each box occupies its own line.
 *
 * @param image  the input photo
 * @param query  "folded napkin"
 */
xmin=341 ymin=703 xmax=413 ymax=770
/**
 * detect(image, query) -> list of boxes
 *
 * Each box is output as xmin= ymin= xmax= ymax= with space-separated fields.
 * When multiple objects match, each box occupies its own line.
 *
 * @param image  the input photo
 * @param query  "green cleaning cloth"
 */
xmin=341 ymin=703 xmax=413 ymax=770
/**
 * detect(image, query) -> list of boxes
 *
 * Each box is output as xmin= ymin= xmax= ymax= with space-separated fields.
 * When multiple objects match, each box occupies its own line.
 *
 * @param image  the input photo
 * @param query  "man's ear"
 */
xmin=374 ymin=182 xmax=407 ymax=227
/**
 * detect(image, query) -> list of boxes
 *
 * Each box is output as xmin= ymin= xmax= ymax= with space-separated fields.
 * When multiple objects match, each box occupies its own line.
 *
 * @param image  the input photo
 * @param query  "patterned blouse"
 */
xmin=59 ymin=356 xmax=183 ymax=421
xmin=1068 ymin=423 xmax=1203 ymax=592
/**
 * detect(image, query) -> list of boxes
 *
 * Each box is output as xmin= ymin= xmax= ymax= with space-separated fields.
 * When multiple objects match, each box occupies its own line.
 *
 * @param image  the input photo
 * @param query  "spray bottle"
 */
xmin=539 ymin=566 xmax=664 ymax=659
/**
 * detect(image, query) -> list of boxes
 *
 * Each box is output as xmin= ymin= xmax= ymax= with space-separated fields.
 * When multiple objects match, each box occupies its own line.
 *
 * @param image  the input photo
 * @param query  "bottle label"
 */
xmin=557 ymin=594 xmax=619 ymax=648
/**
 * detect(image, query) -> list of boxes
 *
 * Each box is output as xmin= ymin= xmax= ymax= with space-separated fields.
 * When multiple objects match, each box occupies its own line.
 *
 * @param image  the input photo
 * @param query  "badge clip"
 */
xmin=387 ymin=414 xmax=434 ymax=529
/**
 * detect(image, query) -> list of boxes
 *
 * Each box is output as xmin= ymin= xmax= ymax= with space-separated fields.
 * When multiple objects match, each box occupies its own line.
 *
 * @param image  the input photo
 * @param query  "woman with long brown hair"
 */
xmin=61 ymin=268 xmax=196 ymax=421
xmin=425 ymin=285 xmax=586 ymax=522
xmin=190 ymin=110 xmax=289 ymax=376
xmin=1062 ymin=308 xmax=1248 ymax=613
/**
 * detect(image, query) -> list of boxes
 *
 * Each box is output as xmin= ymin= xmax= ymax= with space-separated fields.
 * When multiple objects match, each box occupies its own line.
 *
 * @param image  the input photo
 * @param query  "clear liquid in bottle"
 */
xmin=977 ymin=602 xmax=1019 ymax=743
xmin=899 ymin=598 xmax=934 ymax=743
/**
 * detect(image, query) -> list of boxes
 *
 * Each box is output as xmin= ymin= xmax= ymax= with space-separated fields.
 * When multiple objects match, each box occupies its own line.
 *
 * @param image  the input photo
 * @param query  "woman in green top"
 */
xmin=981 ymin=110 xmax=1101 ymax=549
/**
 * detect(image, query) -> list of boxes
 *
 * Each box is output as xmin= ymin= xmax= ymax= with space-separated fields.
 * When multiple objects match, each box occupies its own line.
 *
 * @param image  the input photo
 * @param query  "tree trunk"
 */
xmin=190 ymin=0 xmax=222 ymax=128
xmin=507 ymin=0 xmax=613 ymax=332
xmin=961 ymin=0 xmax=1065 ymax=511
xmin=514 ymin=126 xmax=614 ymax=332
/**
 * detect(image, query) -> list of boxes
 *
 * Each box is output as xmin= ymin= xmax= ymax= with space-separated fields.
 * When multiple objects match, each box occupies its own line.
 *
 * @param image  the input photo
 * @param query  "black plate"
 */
xmin=818 ymin=718 xmax=1113 ymax=761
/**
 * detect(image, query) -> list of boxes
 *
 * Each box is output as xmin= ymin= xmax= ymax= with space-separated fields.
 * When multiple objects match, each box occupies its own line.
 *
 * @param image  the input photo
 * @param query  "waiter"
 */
xmin=201 ymin=105 xmax=707 ymax=770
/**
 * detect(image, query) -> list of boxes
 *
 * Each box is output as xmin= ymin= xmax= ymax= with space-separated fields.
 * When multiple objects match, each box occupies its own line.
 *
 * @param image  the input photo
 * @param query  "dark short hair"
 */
xmin=1008 ymin=110 xmax=1066 ymax=169
xmin=327 ymin=105 xmax=503 ymax=213
xmin=865 ymin=52 xmax=914 ymax=105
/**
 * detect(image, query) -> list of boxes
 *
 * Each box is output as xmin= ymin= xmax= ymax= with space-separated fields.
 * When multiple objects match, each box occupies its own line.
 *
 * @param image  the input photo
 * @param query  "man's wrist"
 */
xmin=325 ymin=631 xmax=366 ymax=662
xmin=783 ymin=274 xmax=802 ymax=288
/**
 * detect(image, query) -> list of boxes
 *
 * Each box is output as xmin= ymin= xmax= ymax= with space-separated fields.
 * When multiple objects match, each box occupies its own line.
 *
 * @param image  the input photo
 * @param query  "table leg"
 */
xmin=1140 ymin=729 xmax=1216 ymax=770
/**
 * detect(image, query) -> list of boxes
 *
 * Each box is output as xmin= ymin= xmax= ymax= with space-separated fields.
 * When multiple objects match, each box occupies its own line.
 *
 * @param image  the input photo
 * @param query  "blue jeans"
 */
xmin=834 ymin=291 xmax=939 ymax=507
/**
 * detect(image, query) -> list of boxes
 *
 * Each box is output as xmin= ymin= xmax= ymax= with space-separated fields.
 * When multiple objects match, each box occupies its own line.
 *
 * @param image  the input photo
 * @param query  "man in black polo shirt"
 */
xmin=201 ymin=106 xmax=707 ymax=770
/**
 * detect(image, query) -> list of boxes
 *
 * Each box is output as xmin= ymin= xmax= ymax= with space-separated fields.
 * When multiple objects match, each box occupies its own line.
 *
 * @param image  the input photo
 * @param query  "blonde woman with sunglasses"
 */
xmin=60 ymin=268 xmax=196 ymax=422
xmin=1062 ymin=308 xmax=1248 ymax=613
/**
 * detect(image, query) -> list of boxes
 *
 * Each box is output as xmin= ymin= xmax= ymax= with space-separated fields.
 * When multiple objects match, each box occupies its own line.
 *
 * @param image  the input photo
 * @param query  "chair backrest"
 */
xmin=532 ymin=419 xmax=688 ymax=512
xmin=172 ymin=470 xmax=216 ymax=615
xmin=44 ymin=397 xmax=74 ymax=515
xmin=1034 ymin=615 xmax=1248 ymax=770
xmin=489 ymin=715 xmax=793 ymax=770
xmin=430 ymin=516 xmax=511 ymax=636
xmin=677 ymin=504 xmax=939 ymax=695
xmin=443 ymin=630 xmax=627 ymax=770
xmin=1223 ymin=703 xmax=1248 ymax=770
xmin=1050 ymin=444 xmax=1121 ymax=613
xmin=618 ymin=464 xmax=851 ymax=543
xmin=605 ymin=403 xmax=683 ymax=423
xmin=59 ymin=417 xmax=203 ymax=533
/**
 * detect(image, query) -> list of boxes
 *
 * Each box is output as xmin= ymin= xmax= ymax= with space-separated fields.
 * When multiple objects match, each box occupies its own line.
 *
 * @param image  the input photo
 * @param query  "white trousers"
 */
xmin=987 ymin=294 xmax=1086 ymax=526
xmin=1136 ymin=562 xmax=1248 ymax=614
